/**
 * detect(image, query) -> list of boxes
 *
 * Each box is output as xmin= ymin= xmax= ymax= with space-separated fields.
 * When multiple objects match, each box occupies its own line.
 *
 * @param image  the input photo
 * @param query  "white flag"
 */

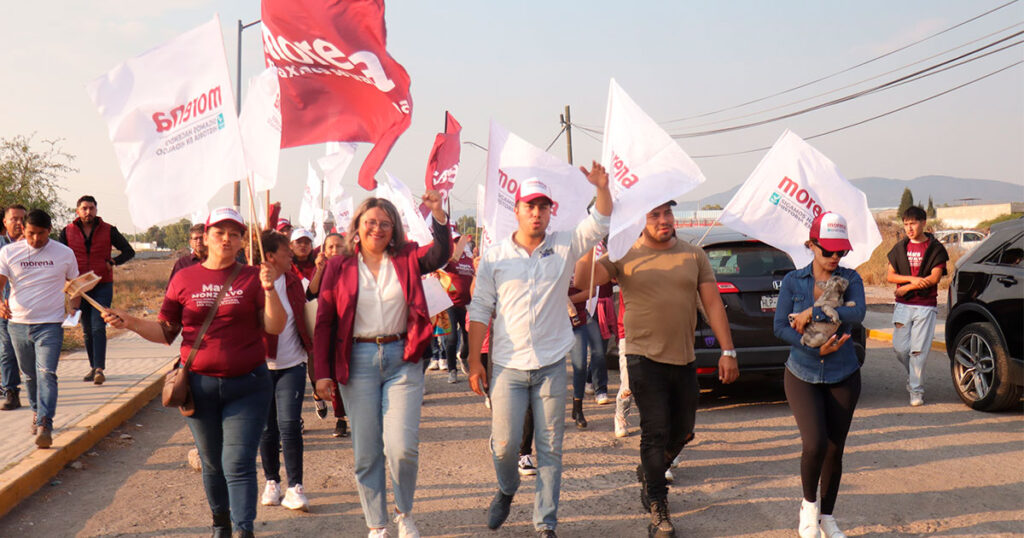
xmin=476 ymin=184 xmax=492 ymax=250
xmin=333 ymin=196 xmax=354 ymax=232
xmin=298 ymin=162 xmax=323 ymax=230
xmin=378 ymin=172 xmax=433 ymax=245
xmin=483 ymin=120 xmax=591 ymax=246
xmin=720 ymin=130 xmax=882 ymax=268
xmin=86 ymin=16 xmax=245 ymax=229
xmin=239 ymin=67 xmax=281 ymax=191
xmin=601 ymin=79 xmax=706 ymax=261
xmin=319 ymin=142 xmax=357 ymax=207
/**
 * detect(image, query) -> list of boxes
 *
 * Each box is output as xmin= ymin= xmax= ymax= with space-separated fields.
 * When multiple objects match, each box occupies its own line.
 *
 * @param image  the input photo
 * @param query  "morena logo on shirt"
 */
xmin=20 ymin=260 xmax=55 ymax=268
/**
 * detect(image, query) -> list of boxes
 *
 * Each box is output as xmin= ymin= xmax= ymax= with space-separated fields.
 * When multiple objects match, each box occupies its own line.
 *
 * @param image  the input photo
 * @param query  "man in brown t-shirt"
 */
xmin=574 ymin=200 xmax=738 ymax=537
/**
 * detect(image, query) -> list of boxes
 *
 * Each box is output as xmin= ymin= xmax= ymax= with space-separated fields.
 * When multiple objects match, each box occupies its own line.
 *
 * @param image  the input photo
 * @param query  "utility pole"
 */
xmin=234 ymin=18 xmax=261 ymax=209
xmin=560 ymin=105 xmax=573 ymax=165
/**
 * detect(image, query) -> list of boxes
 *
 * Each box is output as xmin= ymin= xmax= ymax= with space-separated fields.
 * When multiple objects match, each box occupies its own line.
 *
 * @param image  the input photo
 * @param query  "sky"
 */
xmin=2 ymin=0 xmax=1022 ymax=232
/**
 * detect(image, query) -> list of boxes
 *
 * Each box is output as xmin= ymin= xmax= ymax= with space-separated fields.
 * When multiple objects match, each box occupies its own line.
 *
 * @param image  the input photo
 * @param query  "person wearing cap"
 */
xmin=59 ymin=195 xmax=135 ymax=386
xmin=289 ymin=229 xmax=317 ymax=281
xmin=103 ymin=206 xmax=287 ymax=538
xmin=772 ymin=211 xmax=865 ymax=538
xmin=313 ymin=191 xmax=451 ymax=538
xmin=467 ymin=162 xmax=612 ymax=537
xmin=885 ymin=205 xmax=948 ymax=407
xmin=573 ymin=199 xmax=738 ymax=538
xmin=275 ymin=218 xmax=293 ymax=237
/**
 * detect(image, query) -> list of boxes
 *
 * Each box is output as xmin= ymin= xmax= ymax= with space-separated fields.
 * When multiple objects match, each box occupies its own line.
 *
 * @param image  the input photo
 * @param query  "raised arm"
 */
xmin=415 ymin=190 xmax=452 ymax=274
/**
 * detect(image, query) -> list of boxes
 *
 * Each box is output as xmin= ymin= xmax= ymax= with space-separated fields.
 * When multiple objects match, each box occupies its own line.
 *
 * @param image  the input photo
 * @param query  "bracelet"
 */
xmin=263 ymin=285 xmax=275 ymax=291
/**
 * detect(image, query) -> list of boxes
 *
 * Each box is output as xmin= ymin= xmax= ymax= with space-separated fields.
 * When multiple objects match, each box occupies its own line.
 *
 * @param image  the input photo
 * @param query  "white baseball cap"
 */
xmin=205 ymin=207 xmax=247 ymax=232
xmin=291 ymin=228 xmax=314 ymax=242
xmin=516 ymin=178 xmax=554 ymax=205
xmin=809 ymin=212 xmax=853 ymax=252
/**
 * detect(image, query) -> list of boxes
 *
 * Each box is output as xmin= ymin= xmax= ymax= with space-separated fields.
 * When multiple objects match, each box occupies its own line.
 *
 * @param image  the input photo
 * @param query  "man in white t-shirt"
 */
xmin=0 ymin=209 xmax=79 ymax=448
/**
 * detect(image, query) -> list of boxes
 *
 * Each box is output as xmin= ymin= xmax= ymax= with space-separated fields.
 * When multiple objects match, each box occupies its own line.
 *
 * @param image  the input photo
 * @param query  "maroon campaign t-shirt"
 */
xmin=445 ymin=249 xmax=476 ymax=307
xmin=897 ymin=239 xmax=938 ymax=307
xmin=160 ymin=263 xmax=267 ymax=377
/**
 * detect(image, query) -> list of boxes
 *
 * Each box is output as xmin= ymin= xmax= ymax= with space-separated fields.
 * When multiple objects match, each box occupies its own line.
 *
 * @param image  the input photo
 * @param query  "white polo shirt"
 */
xmin=0 ymin=238 xmax=79 ymax=324
xmin=469 ymin=211 xmax=609 ymax=370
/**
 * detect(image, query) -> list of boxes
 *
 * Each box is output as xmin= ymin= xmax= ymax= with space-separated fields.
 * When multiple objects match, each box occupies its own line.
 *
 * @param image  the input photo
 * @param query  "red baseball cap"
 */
xmin=516 ymin=178 xmax=554 ymax=205
xmin=275 ymin=218 xmax=292 ymax=232
xmin=205 ymin=207 xmax=247 ymax=233
xmin=809 ymin=212 xmax=853 ymax=252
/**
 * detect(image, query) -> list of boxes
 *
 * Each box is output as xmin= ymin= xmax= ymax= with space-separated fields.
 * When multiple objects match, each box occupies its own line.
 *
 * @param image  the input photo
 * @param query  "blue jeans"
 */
xmin=892 ymin=303 xmax=938 ymax=396
xmin=186 ymin=363 xmax=272 ymax=533
xmin=9 ymin=323 xmax=63 ymax=427
xmin=569 ymin=319 xmax=607 ymax=399
xmin=259 ymin=363 xmax=306 ymax=487
xmin=490 ymin=359 xmax=567 ymax=532
xmin=442 ymin=305 xmax=468 ymax=371
xmin=81 ymin=281 xmax=112 ymax=371
xmin=339 ymin=340 xmax=424 ymax=529
xmin=0 ymin=317 xmax=21 ymax=392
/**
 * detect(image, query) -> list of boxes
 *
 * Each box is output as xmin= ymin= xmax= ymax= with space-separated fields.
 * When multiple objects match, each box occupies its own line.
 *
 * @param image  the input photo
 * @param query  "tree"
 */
xmin=456 ymin=215 xmax=476 ymax=236
xmin=0 ymin=134 xmax=76 ymax=223
xmin=926 ymin=196 xmax=936 ymax=219
xmin=701 ymin=203 xmax=723 ymax=210
xmin=163 ymin=219 xmax=193 ymax=251
xmin=897 ymin=187 xmax=914 ymax=218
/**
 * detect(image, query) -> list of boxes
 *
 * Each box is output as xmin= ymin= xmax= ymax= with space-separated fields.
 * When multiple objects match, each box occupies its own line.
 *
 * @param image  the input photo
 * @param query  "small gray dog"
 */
xmin=789 ymin=275 xmax=856 ymax=348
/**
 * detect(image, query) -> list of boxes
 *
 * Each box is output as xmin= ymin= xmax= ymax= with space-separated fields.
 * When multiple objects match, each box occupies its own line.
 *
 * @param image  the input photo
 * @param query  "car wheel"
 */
xmin=950 ymin=322 xmax=1023 ymax=411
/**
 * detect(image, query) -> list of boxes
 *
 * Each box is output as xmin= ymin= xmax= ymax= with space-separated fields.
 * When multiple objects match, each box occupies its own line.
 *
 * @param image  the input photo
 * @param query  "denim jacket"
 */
xmin=773 ymin=263 xmax=866 ymax=384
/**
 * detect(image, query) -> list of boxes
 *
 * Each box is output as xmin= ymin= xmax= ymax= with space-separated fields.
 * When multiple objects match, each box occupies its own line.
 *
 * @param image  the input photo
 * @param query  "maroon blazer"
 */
xmin=313 ymin=218 xmax=450 ymax=385
xmin=264 ymin=271 xmax=313 ymax=360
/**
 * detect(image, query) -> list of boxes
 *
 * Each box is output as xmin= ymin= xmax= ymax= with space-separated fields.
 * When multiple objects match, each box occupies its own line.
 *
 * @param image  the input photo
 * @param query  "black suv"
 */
xmin=676 ymin=227 xmax=866 ymax=386
xmin=945 ymin=217 xmax=1023 ymax=411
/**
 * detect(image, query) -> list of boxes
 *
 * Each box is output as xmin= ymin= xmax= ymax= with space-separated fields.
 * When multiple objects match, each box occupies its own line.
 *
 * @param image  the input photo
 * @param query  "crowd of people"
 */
xmin=0 ymin=179 xmax=950 ymax=538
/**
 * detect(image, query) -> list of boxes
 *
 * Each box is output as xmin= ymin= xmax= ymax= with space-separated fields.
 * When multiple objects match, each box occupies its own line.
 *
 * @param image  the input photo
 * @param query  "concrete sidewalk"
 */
xmin=0 ymin=333 xmax=177 ymax=518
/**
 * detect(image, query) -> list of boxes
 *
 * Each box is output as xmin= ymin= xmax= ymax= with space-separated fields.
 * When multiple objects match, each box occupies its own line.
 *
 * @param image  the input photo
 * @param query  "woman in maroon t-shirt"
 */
xmin=104 ymin=208 xmax=287 ymax=537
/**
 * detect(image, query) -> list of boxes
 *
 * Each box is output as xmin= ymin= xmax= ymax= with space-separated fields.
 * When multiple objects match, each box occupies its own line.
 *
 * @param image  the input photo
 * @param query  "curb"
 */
xmin=866 ymin=329 xmax=946 ymax=352
xmin=0 ymin=360 xmax=175 ymax=519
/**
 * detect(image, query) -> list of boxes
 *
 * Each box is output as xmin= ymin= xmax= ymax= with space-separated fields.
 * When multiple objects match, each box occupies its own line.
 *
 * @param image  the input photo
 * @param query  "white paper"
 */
xmin=421 ymin=275 xmax=454 ymax=317
xmin=62 ymin=310 xmax=82 ymax=328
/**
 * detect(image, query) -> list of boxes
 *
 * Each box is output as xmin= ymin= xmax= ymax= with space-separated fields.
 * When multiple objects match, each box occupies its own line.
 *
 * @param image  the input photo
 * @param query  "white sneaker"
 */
xmin=614 ymin=415 xmax=628 ymax=438
xmin=595 ymin=392 xmax=611 ymax=405
xmin=260 ymin=480 xmax=282 ymax=506
xmin=664 ymin=468 xmax=674 ymax=482
xmin=910 ymin=393 xmax=924 ymax=406
xmin=394 ymin=512 xmax=420 ymax=538
xmin=427 ymin=359 xmax=439 ymax=371
xmin=484 ymin=395 xmax=491 ymax=409
xmin=281 ymin=484 xmax=309 ymax=512
xmin=438 ymin=360 xmax=448 ymax=371
xmin=584 ymin=382 xmax=595 ymax=395
xmin=799 ymin=499 xmax=820 ymax=538
xmin=368 ymin=528 xmax=390 ymax=538
xmin=518 ymin=454 xmax=537 ymax=476
xmin=819 ymin=514 xmax=847 ymax=538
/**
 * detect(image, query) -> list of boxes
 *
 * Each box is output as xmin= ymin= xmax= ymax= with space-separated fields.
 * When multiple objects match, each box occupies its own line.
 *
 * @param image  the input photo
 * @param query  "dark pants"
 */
xmin=186 ymin=363 xmax=272 ymax=533
xmin=442 ymin=305 xmax=468 ymax=371
xmin=784 ymin=368 xmax=861 ymax=515
xmin=260 ymin=363 xmax=306 ymax=487
xmin=628 ymin=354 xmax=698 ymax=501
xmin=81 ymin=281 xmax=113 ymax=371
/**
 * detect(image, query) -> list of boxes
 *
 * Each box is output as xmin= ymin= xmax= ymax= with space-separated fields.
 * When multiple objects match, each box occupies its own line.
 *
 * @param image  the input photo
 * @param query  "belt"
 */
xmin=353 ymin=333 xmax=406 ymax=344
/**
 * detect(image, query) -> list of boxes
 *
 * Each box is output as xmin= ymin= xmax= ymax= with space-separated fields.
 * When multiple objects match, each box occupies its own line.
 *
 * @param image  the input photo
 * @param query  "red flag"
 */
xmin=261 ymin=0 xmax=412 ymax=190
xmin=424 ymin=111 xmax=462 ymax=203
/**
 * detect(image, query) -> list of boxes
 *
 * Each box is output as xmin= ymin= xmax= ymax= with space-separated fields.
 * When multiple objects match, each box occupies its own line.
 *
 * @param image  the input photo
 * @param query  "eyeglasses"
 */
xmin=813 ymin=241 xmax=848 ymax=258
xmin=363 ymin=219 xmax=393 ymax=231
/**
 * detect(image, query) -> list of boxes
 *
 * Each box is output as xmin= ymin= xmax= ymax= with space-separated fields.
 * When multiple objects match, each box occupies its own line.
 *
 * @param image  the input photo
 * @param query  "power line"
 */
xmin=688 ymin=60 xmax=1023 ymax=158
xmin=544 ymin=126 xmax=566 ymax=152
xmin=659 ymin=0 xmax=1020 ymax=125
xmin=682 ymin=21 xmax=1023 ymax=130
xmin=668 ymin=31 xmax=1023 ymax=139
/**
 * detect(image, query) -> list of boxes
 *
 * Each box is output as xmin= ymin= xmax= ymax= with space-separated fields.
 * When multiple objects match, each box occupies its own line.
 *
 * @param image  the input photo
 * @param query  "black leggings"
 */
xmin=784 ymin=368 xmax=861 ymax=515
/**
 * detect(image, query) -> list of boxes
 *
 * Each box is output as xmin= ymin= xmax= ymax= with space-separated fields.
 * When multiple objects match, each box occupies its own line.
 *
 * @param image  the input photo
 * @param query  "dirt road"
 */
xmin=0 ymin=339 xmax=1020 ymax=537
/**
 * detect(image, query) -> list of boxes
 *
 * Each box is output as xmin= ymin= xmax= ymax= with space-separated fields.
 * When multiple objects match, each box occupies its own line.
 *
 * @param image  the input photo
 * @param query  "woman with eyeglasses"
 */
xmin=773 ymin=212 xmax=865 ymax=538
xmin=312 ymin=193 xmax=450 ymax=538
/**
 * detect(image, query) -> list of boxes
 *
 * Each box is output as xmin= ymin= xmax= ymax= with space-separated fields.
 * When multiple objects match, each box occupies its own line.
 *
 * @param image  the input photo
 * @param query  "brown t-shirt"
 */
xmin=598 ymin=238 xmax=716 ymax=366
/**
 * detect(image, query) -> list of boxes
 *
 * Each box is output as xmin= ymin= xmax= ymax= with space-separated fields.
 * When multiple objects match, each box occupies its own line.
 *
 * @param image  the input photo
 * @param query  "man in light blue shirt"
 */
xmin=467 ymin=162 xmax=611 ymax=537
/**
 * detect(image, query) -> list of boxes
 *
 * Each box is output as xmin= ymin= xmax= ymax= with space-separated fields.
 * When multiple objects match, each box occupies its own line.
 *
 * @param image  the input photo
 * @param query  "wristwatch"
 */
xmin=721 ymin=349 xmax=737 ymax=358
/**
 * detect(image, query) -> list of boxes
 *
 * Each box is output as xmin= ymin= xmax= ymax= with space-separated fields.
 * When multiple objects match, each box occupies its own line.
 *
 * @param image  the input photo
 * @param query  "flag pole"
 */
xmin=694 ymin=212 xmax=723 ymax=246
xmin=245 ymin=174 xmax=265 ymax=263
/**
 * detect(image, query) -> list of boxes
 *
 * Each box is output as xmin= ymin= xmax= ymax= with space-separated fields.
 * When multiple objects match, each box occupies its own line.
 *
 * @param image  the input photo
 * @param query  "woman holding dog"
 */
xmin=773 ymin=212 xmax=866 ymax=538
xmin=104 ymin=207 xmax=286 ymax=538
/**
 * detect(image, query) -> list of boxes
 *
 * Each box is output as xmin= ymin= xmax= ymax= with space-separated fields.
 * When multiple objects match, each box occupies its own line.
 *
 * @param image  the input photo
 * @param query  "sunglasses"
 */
xmin=813 ymin=241 xmax=848 ymax=258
